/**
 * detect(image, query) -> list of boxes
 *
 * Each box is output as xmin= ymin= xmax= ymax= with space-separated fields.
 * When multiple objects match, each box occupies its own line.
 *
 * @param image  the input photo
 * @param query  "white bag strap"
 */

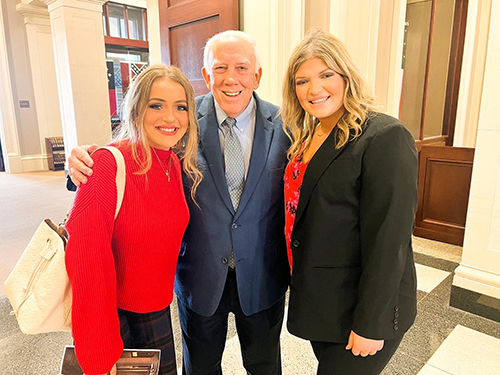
xmin=63 ymin=146 xmax=126 ymax=224
xmin=94 ymin=146 xmax=126 ymax=219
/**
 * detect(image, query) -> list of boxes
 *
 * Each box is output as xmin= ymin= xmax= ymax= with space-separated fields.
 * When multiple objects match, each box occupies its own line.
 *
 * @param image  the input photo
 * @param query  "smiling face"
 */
xmin=202 ymin=38 xmax=262 ymax=118
xmin=294 ymin=58 xmax=346 ymax=128
xmin=143 ymin=77 xmax=189 ymax=150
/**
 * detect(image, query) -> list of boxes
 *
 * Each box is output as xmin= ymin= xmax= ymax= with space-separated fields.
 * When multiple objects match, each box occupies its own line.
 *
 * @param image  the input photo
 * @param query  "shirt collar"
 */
xmin=215 ymin=95 xmax=255 ymax=132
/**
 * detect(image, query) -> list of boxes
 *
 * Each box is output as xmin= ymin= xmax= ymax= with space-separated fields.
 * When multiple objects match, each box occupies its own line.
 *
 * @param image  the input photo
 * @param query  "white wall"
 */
xmin=0 ymin=0 xmax=22 ymax=173
xmin=2 ymin=0 xmax=40 ymax=157
xmin=453 ymin=0 xmax=500 ymax=299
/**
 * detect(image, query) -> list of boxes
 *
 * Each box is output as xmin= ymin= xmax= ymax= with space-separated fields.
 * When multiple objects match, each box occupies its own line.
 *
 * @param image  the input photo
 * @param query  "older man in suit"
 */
xmin=176 ymin=30 xmax=290 ymax=375
xmin=67 ymin=30 xmax=290 ymax=375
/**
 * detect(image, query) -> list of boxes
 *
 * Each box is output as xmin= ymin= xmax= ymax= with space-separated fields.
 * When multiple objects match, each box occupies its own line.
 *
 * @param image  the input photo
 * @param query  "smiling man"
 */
xmin=175 ymin=31 xmax=290 ymax=375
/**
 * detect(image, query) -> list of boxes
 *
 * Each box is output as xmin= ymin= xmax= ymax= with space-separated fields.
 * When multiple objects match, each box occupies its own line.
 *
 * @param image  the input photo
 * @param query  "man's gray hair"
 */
xmin=203 ymin=30 xmax=262 ymax=73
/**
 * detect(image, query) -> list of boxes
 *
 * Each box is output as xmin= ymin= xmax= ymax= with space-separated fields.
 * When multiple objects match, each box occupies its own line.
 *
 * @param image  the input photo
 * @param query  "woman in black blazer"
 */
xmin=281 ymin=29 xmax=418 ymax=374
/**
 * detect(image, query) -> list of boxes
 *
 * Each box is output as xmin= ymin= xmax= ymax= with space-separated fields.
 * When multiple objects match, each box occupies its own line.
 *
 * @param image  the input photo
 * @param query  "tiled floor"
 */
xmin=1 ymin=171 xmax=500 ymax=374
xmin=418 ymin=325 xmax=500 ymax=375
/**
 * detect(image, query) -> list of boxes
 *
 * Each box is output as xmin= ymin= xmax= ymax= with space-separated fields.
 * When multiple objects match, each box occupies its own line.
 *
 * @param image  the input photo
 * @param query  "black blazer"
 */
xmin=287 ymin=113 xmax=418 ymax=343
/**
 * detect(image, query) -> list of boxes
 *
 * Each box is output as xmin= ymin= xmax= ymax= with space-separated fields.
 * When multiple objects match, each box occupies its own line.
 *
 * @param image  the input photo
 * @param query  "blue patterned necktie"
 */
xmin=222 ymin=117 xmax=245 ymax=269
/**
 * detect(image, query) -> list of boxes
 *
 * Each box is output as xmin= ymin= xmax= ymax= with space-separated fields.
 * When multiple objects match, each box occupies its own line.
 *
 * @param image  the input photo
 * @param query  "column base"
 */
xmin=450 ymin=265 xmax=500 ymax=322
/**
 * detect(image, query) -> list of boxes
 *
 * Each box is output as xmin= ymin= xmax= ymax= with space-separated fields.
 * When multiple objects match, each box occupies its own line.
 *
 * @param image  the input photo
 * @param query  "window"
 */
xmin=127 ymin=7 xmax=146 ymax=41
xmin=102 ymin=3 xmax=149 ymax=122
xmin=107 ymin=3 xmax=127 ymax=39
xmin=102 ymin=2 xmax=148 ymax=48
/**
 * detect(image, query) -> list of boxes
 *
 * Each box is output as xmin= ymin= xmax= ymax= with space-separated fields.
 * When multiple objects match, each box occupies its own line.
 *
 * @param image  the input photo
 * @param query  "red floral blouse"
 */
xmin=284 ymin=154 xmax=310 ymax=274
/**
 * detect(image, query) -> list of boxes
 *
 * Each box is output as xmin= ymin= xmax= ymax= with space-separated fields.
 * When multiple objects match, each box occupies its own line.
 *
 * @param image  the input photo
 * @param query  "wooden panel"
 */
xmin=105 ymin=36 xmax=148 ymax=49
xmin=170 ymin=16 xmax=219 ymax=96
xmin=169 ymin=0 xmax=194 ymax=6
xmin=414 ymin=145 xmax=474 ymax=245
xmin=159 ymin=0 xmax=238 ymax=96
xmin=421 ymin=160 xmax=472 ymax=225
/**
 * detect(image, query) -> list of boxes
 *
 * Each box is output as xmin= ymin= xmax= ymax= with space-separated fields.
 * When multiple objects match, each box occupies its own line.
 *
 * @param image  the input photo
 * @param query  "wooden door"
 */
xmin=414 ymin=146 xmax=474 ymax=246
xmin=400 ymin=0 xmax=468 ymax=147
xmin=159 ymin=0 xmax=239 ymax=96
xmin=400 ymin=0 xmax=473 ymax=246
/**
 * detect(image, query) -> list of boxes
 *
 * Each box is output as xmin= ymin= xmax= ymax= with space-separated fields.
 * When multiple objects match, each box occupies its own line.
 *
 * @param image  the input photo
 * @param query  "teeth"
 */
xmin=158 ymin=127 xmax=177 ymax=133
xmin=224 ymin=91 xmax=241 ymax=97
xmin=311 ymin=97 xmax=329 ymax=104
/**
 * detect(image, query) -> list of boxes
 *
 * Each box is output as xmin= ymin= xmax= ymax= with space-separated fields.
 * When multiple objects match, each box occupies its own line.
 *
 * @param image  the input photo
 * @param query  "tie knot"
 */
xmin=222 ymin=117 xmax=236 ymax=129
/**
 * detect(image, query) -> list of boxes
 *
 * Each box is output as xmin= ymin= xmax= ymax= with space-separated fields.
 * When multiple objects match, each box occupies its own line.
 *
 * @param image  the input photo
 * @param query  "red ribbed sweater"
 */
xmin=65 ymin=143 xmax=188 ymax=375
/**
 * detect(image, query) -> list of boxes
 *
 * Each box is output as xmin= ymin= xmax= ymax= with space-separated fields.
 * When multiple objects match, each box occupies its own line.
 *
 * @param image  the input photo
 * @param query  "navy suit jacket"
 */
xmin=175 ymin=92 xmax=290 ymax=316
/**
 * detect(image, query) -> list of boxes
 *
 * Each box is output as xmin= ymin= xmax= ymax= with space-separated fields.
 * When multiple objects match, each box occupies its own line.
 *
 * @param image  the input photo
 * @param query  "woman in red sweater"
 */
xmin=65 ymin=65 xmax=202 ymax=375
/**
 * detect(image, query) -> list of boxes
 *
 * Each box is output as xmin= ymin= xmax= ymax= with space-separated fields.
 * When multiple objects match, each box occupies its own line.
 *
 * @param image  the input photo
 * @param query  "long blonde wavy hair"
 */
xmin=281 ymin=29 xmax=377 ymax=160
xmin=114 ymin=64 xmax=202 ymax=199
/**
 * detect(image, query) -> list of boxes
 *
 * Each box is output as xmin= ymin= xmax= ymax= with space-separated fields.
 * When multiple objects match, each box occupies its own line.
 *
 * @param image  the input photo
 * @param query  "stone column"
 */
xmin=43 ymin=0 xmax=111 ymax=160
xmin=16 ymin=1 xmax=63 ymax=170
xmin=450 ymin=0 xmax=500 ymax=322
xmin=0 ymin=0 xmax=23 ymax=173
xmin=242 ymin=0 xmax=305 ymax=105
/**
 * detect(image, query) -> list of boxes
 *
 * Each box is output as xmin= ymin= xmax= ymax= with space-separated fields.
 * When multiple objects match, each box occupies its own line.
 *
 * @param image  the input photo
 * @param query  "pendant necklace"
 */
xmin=153 ymin=148 xmax=172 ymax=182
xmin=316 ymin=123 xmax=324 ymax=137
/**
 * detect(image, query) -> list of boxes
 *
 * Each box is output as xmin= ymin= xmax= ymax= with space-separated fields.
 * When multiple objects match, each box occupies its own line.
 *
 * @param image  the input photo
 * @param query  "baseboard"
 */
xmin=6 ymin=154 xmax=23 ymax=173
xmin=21 ymin=154 xmax=49 ymax=171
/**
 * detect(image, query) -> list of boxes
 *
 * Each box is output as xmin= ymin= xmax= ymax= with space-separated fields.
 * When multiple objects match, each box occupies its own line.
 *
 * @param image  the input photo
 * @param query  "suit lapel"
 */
xmin=294 ymin=130 xmax=347 ymax=226
xmin=234 ymin=97 xmax=274 ymax=219
xmin=198 ymin=94 xmax=235 ymax=214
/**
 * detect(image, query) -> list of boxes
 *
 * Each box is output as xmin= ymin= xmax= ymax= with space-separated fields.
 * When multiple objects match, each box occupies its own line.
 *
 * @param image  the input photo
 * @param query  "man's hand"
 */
xmin=68 ymin=144 xmax=99 ymax=187
xmin=84 ymin=363 xmax=117 ymax=375
xmin=345 ymin=330 xmax=384 ymax=357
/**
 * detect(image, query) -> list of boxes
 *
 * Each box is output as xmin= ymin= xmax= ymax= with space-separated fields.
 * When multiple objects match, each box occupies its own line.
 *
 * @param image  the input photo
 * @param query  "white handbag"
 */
xmin=4 ymin=146 xmax=126 ymax=334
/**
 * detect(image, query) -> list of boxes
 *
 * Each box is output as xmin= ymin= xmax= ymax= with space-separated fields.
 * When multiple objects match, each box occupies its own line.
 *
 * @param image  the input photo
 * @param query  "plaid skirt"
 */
xmin=118 ymin=305 xmax=177 ymax=375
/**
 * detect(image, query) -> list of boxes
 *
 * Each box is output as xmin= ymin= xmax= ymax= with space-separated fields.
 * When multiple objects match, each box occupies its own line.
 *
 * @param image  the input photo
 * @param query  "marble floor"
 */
xmin=1 ymin=171 xmax=499 ymax=374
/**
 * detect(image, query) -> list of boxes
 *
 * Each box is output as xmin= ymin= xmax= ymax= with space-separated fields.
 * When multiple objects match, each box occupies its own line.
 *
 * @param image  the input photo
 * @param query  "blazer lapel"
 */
xmin=234 ymin=94 xmax=274 ymax=219
xmin=197 ymin=94 xmax=235 ymax=214
xmin=294 ymin=130 xmax=347 ymax=226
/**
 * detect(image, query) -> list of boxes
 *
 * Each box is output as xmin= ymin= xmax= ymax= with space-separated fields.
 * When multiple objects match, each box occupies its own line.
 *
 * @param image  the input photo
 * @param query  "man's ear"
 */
xmin=253 ymin=67 xmax=263 ymax=90
xmin=202 ymin=67 xmax=212 ymax=90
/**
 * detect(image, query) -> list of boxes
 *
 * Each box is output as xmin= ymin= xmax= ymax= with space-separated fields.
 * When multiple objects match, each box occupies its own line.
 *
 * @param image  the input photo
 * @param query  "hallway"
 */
xmin=0 ymin=171 xmax=499 ymax=374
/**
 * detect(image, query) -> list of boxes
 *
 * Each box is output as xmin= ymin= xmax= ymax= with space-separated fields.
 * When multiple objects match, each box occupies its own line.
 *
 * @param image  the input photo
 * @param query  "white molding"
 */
xmin=113 ymin=0 xmax=146 ymax=8
xmin=267 ymin=0 xmax=279 ymax=105
xmin=0 ymin=0 xmax=22 ymax=174
xmin=21 ymin=154 xmax=49 ymax=171
xmin=17 ymin=1 xmax=63 ymax=159
xmin=329 ymin=0 xmax=347 ymax=42
xmin=454 ymin=265 xmax=500 ymax=299
xmin=45 ymin=0 xmax=111 ymax=152
xmin=43 ymin=0 xmax=106 ymax=13
xmin=6 ymin=155 xmax=24 ymax=173
xmin=453 ymin=0 xmax=492 ymax=147
xmin=17 ymin=3 xmax=49 ymax=15
xmin=365 ymin=0 xmax=380 ymax=89
xmin=146 ymin=0 xmax=161 ymax=65
xmin=385 ymin=0 xmax=406 ymax=118
xmin=454 ymin=0 xmax=500 ymax=301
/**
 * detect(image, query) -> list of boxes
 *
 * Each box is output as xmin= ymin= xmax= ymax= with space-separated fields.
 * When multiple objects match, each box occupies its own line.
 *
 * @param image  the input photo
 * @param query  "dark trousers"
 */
xmin=178 ymin=270 xmax=285 ymax=375
xmin=119 ymin=305 xmax=177 ymax=375
xmin=311 ymin=335 xmax=403 ymax=375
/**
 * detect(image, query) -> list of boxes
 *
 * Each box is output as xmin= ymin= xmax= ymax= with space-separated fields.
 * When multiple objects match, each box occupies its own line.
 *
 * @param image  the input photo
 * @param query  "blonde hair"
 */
xmin=281 ymin=29 xmax=377 ymax=160
xmin=203 ymin=30 xmax=262 ymax=73
xmin=114 ymin=64 xmax=202 ymax=199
